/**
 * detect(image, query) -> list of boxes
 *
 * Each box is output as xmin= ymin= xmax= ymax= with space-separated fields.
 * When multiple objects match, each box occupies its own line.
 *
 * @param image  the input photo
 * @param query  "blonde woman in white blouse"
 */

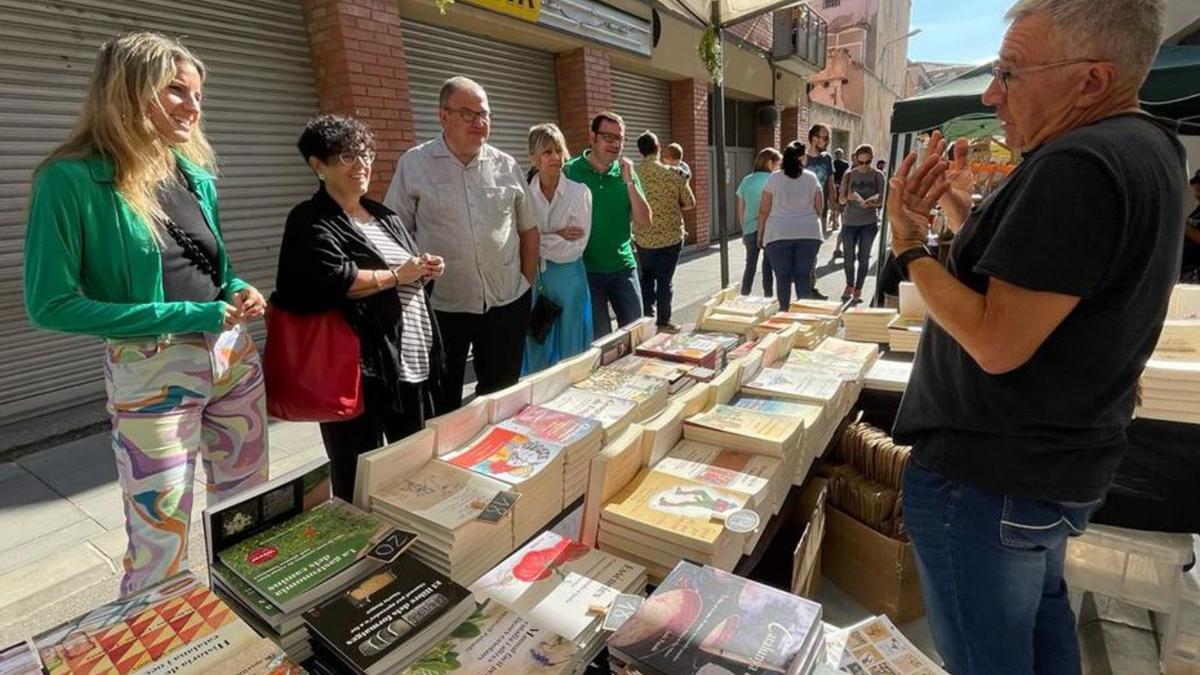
xmin=523 ymin=123 xmax=593 ymax=373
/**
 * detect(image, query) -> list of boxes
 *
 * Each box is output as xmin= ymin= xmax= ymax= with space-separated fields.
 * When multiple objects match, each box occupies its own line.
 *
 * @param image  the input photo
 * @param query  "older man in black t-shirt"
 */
xmin=886 ymin=1 xmax=1185 ymax=672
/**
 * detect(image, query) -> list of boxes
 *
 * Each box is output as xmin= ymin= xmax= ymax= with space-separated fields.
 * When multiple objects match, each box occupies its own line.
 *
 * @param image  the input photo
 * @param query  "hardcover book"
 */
xmin=303 ymin=556 xmax=474 ymax=675
xmin=216 ymin=501 xmax=387 ymax=611
xmin=33 ymin=572 xmax=259 ymax=675
xmin=607 ymin=562 xmax=822 ymax=675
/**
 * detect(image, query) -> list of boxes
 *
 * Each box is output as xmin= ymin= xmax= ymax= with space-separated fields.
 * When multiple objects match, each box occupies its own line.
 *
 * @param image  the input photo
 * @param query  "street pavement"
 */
xmin=0 ymin=230 xmax=877 ymax=645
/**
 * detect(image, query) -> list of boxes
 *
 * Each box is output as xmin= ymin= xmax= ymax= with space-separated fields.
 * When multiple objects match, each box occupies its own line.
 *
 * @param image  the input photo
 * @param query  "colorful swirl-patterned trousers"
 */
xmin=104 ymin=325 xmax=269 ymax=596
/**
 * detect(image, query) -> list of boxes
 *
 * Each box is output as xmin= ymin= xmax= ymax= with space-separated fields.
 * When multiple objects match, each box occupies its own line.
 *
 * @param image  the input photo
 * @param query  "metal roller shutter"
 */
xmin=401 ymin=21 xmax=559 ymax=166
xmin=0 ymin=0 xmax=318 ymax=425
xmin=611 ymin=69 xmax=672 ymax=161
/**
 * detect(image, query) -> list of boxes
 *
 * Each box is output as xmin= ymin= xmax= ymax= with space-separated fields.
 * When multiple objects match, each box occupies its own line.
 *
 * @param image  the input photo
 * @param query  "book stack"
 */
xmin=757 ymin=312 xmax=839 ymax=348
xmin=651 ymin=440 xmax=789 ymax=553
xmin=204 ymin=460 xmax=388 ymax=661
xmin=443 ymin=424 xmax=567 ymax=545
xmin=888 ymin=282 xmax=927 ymax=353
xmin=683 ymin=401 xmax=806 ymax=459
xmin=741 ymin=362 xmax=850 ymax=410
xmin=607 ymin=562 xmax=825 ymax=675
xmin=636 ymin=332 xmax=725 ymax=370
xmin=596 ymin=467 xmax=752 ymax=579
xmin=1168 ymin=283 xmax=1199 ymax=319
xmin=471 ymin=531 xmax=646 ymax=664
xmin=607 ymin=354 xmax=697 ymax=394
xmin=824 ymin=615 xmax=946 ymax=674
xmin=864 ymin=358 xmax=913 ymax=393
xmin=727 ymin=394 xmax=829 ymax=484
xmin=34 ymin=571 xmax=298 ymax=675
xmin=573 ymin=367 xmax=670 ymax=422
xmin=841 ymin=307 xmax=897 ymax=343
xmin=304 ymin=555 xmax=477 ymax=675
xmin=790 ymin=298 xmax=846 ymax=318
xmin=500 ymin=404 xmax=604 ymax=506
xmin=357 ymin=429 xmax=517 ymax=584
xmin=398 ymin=603 xmax=580 ymax=675
xmin=699 ymin=295 xmax=779 ymax=334
xmin=820 ymin=421 xmax=912 ymax=539
xmin=1137 ymin=318 xmax=1200 ymax=424
xmin=541 ymin=386 xmax=640 ymax=441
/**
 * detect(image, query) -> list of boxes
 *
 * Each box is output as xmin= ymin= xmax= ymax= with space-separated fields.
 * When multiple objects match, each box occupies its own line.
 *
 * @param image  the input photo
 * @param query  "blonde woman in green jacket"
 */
xmin=23 ymin=32 xmax=269 ymax=596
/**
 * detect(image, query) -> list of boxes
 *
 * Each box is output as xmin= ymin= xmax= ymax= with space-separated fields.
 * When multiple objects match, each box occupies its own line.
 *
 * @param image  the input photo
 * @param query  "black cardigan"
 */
xmin=271 ymin=185 xmax=445 ymax=415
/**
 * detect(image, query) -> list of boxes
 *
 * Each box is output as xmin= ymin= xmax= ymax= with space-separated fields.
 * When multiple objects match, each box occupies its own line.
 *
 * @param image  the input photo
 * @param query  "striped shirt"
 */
xmin=352 ymin=216 xmax=432 ymax=382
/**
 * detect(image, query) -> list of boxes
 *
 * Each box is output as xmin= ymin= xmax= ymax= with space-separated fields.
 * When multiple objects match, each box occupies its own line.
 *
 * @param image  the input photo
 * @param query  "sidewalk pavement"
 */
xmin=0 ymin=231 xmax=875 ymax=645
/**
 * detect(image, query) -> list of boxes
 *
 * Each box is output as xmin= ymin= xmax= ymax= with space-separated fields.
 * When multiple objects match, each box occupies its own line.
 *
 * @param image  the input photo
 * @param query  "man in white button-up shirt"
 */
xmin=385 ymin=76 xmax=539 ymax=411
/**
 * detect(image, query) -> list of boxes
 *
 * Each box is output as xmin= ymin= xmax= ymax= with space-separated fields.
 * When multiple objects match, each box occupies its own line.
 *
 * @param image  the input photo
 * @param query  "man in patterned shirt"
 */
xmin=634 ymin=132 xmax=696 ymax=332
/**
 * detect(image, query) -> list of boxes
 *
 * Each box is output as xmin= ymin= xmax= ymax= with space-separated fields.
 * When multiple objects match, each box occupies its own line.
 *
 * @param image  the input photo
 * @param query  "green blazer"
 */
xmin=23 ymin=152 xmax=249 ymax=338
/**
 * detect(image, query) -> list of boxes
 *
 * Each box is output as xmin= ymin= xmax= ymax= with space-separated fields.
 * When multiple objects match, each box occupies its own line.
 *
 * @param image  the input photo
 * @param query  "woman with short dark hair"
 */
xmin=273 ymin=114 xmax=446 ymax=501
xmin=758 ymin=141 xmax=824 ymax=308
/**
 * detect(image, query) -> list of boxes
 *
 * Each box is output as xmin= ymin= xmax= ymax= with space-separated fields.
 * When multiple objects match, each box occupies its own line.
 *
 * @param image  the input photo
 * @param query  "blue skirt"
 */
xmin=523 ymin=258 xmax=593 ymax=375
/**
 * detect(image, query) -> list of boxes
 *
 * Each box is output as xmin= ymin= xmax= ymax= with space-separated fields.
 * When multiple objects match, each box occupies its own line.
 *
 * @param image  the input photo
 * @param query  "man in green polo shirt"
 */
xmin=563 ymin=112 xmax=653 ymax=338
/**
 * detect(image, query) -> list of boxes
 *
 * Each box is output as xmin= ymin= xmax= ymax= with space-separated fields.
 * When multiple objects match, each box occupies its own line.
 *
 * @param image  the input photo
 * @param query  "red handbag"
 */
xmin=263 ymin=303 xmax=364 ymax=422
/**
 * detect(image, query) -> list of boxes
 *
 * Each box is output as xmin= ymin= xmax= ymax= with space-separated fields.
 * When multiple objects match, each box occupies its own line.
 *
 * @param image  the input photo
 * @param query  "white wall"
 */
xmin=1163 ymin=0 xmax=1200 ymax=43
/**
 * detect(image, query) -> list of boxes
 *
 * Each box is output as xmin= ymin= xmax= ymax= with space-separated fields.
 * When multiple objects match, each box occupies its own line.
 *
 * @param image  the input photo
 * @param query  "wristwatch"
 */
xmin=895 ymin=245 xmax=936 ymax=282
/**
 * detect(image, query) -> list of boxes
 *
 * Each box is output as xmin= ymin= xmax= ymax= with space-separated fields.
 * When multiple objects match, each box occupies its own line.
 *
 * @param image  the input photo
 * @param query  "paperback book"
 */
xmin=607 ymin=562 xmax=823 ymax=675
xmin=399 ymin=603 xmax=578 ymax=675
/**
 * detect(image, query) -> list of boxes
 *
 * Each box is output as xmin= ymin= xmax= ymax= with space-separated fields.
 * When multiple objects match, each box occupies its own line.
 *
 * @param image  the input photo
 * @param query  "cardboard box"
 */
xmin=792 ymin=477 xmax=828 ymax=599
xmin=823 ymin=504 xmax=925 ymax=624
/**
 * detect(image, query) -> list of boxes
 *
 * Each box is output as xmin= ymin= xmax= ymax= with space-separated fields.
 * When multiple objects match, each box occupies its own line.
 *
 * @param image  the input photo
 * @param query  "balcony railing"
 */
xmin=771 ymin=4 xmax=828 ymax=73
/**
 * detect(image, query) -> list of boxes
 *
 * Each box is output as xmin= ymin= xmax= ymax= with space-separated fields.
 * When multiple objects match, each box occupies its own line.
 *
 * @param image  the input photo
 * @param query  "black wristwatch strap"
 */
xmin=896 ymin=245 xmax=935 ymax=282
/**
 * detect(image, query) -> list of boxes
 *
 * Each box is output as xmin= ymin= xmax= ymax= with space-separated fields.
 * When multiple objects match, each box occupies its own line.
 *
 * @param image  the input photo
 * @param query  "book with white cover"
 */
xmin=371 ymin=460 xmax=512 ymax=536
xmin=652 ymin=440 xmax=779 ymax=508
xmin=470 ymin=531 xmax=645 ymax=645
xmin=426 ymin=397 xmax=493 ymax=457
xmin=743 ymin=364 xmax=844 ymax=405
xmin=542 ymin=387 xmax=639 ymax=440
xmin=865 ymin=359 xmax=913 ymax=393
xmin=683 ymin=404 xmax=804 ymax=458
xmin=580 ymin=426 xmax=646 ymax=547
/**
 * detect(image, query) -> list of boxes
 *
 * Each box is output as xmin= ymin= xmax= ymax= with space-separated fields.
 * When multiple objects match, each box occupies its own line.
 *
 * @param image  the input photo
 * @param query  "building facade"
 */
xmin=0 ymin=0 xmax=827 ymax=438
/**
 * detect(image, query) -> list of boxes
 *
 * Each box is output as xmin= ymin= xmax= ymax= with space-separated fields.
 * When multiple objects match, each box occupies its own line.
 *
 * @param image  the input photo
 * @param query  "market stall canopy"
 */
xmin=892 ymin=45 xmax=1200 ymax=135
xmin=672 ymin=0 xmax=791 ymax=24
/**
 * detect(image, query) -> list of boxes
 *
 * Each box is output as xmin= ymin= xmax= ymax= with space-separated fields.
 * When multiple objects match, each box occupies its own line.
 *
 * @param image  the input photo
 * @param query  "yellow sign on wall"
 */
xmin=464 ymin=0 xmax=541 ymax=23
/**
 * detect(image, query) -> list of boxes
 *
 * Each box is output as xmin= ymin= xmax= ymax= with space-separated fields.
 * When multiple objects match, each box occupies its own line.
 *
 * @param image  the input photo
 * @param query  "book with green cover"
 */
xmin=217 ymin=501 xmax=387 ymax=612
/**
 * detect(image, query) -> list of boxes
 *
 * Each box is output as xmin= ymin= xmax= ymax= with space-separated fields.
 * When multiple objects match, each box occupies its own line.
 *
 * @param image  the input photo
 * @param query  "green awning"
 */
xmin=892 ymin=46 xmax=1200 ymax=135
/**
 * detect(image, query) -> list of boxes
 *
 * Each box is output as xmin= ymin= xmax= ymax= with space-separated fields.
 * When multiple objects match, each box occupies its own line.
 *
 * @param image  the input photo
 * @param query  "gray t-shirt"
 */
xmin=841 ymin=168 xmax=885 ymax=227
xmin=762 ymin=170 xmax=823 ymax=245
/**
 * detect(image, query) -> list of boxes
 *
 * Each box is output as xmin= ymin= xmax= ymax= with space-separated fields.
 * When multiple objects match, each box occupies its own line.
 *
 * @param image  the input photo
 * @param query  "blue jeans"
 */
xmin=841 ymin=223 xmax=878 ymax=290
xmin=741 ymin=232 xmax=773 ymax=296
xmin=764 ymin=239 xmax=821 ymax=309
xmin=637 ymin=242 xmax=683 ymax=326
xmin=587 ymin=268 xmax=643 ymax=339
xmin=903 ymin=461 xmax=1101 ymax=675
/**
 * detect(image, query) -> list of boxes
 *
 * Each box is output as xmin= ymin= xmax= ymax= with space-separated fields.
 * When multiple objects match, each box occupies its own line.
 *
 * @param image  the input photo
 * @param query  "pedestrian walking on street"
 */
xmin=759 ymin=142 xmax=825 ymax=308
xmin=274 ymin=114 xmax=446 ymax=502
xmin=23 ymin=32 xmax=270 ymax=596
xmin=563 ymin=112 xmax=653 ymax=338
xmin=385 ymin=77 xmax=539 ymax=411
xmin=736 ymin=148 xmax=781 ymax=296
xmin=838 ymin=144 xmax=885 ymax=303
xmin=522 ymin=123 xmax=594 ymax=372
xmin=805 ymin=124 xmax=838 ymax=294
xmin=832 ymin=148 xmax=850 ymax=230
xmin=634 ymin=131 xmax=696 ymax=332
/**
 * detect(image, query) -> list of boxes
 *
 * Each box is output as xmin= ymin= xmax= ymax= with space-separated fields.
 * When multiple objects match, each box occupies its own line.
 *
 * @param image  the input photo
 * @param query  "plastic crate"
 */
xmin=1064 ymin=524 xmax=1195 ymax=614
xmin=1163 ymin=541 xmax=1200 ymax=675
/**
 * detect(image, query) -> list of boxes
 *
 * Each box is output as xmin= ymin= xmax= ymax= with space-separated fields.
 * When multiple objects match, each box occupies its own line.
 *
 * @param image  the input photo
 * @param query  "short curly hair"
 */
xmin=297 ymin=114 xmax=376 ymax=163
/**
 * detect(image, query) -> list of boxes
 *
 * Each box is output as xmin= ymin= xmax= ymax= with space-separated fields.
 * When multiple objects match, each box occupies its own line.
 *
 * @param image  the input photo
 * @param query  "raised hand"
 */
xmin=887 ymin=141 xmax=951 ymax=256
xmin=930 ymin=131 xmax=975 ymax=232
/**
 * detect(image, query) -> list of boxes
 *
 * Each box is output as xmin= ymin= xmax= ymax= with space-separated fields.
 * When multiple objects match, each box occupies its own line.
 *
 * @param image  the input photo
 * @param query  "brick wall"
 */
xmin=302 ymin=0 xmax=416 ymax=199
xmin=670 ymin=79 xmax=710 ymax=247
xmin=781 ymin=106 xmax=803 ymax=146
xmin=555 ymin=48 xmax=613 ymax=156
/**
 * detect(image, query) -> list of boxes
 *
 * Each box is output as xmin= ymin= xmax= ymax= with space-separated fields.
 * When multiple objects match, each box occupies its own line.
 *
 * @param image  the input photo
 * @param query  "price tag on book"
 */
xmin=721 ymin=509 xmax=761 ymax=534
xmin=476 ymin=490 xmax=521 ymax=523
xmin=601 ymin=594 xmax=645 ymax=632
xmin=366 ymin=528 xmax=419 ymax=564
